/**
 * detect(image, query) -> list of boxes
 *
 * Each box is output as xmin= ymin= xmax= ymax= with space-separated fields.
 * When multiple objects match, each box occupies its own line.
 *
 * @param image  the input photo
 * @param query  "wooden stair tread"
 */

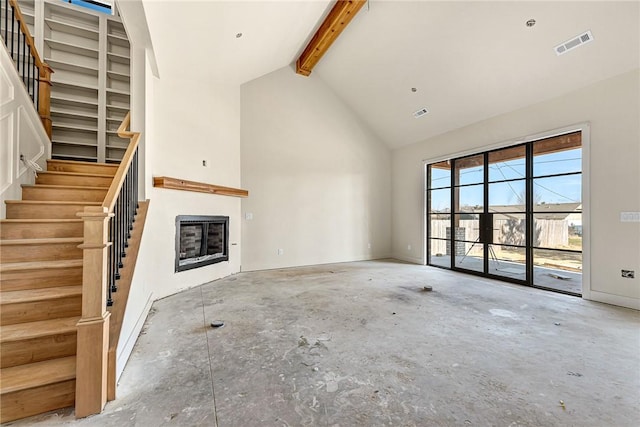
xmin=21 ymin=184 xmax=110 ymax=190
xmin=0 ymin=259 xmax=83 ymax=273
xmin=47 ymin=159 xmax=117 ymax=169
xmin=0 ymin=356 xmax=76 ymax=394
xmin=4 ymin=200 xmax=100 ymax=205
xmin=0 ymin=219 xmax=83 ymax=223
xmin=0 ymin=237 xmax=83 ymax=246
xmin=0 ymin=286 xmax=82 ymax=305
xmin=0 ymin=317 xmax=79 ymax=342
xmin=38 ymin=171 xmax=114 ymax=178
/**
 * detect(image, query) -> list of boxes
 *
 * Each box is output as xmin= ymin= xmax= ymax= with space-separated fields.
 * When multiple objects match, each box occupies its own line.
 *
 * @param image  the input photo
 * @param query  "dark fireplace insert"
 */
xmin=175 ymin=215 xmax=229 ymax=272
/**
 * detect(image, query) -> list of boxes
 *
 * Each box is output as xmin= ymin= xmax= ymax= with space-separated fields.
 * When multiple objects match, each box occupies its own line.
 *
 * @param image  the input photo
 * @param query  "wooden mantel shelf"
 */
xmin=153 ymin=176 xmax=248 ymax=198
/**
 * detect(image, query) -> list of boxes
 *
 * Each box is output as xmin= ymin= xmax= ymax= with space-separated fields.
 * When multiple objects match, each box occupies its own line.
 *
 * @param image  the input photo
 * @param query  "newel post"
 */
xmin=38 ymin=63 xmax=53 ymax=139
xmin=75 ymin=206 xmax=113 ymax=418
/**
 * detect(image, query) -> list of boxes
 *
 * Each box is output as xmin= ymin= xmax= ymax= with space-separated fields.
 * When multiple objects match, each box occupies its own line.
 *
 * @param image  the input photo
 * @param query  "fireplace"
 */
xmin=175 ymin=215 xmax=229 ymax=272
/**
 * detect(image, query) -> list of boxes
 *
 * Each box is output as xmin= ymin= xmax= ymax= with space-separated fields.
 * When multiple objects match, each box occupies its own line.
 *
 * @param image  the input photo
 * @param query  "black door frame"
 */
xmin=426 ymin=131 xmax=584 ymax=296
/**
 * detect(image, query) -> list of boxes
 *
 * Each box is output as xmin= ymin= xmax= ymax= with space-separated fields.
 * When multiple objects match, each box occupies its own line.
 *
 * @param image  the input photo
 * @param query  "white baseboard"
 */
xmin=586 ymin=291 xmax=639 ymax=310
xmin=391 ymin=253 xmax=423 ymax=264
xmin=116 ymin=292 xmax=154 ymax=381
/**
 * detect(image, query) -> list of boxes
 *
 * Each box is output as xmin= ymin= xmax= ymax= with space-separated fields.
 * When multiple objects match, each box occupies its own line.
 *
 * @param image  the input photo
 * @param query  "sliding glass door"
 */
xmin=426 ymin=132 xmax=582 ymax=295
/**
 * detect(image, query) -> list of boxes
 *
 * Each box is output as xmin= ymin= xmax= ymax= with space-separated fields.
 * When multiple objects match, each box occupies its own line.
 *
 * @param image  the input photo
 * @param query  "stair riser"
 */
xmin=1 ymin=333 xmax=77 ymax=369
xmin=0 ymin=380 xmax=75 ymax=423
xmin=22 ymin=187 xmax=107 ymax=203
xmin=0 ymin=222 xmax=83 ymax=239
xmin=48 ymin=160 xmax=117 ymax=176
xmin=6 ymin=204 xmax=88 ymax=219
xmin=0 ymin=242 xmax=83 ymax=263
xmin=1 ymin=296 xmax=82 ymax=325
xmin=36 ymin=174 xmax=113 ymax=187
xmin=0 ymin=267 xmax=82 ymax=291
xmin=1 ymin=295 xmax=82 ymax=326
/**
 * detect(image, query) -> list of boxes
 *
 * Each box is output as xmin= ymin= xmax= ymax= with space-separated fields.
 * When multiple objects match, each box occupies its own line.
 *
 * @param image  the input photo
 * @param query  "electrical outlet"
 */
xmin=407 ymin=244 xmax=412 ymax=251
xmin=202 ymin=160 xmax=207 ymax=167
xmin=621 ymin=270 xmax=635 ymax=279
xmin=368 ymin=243 xmax=371 ymax=249
xmin=277 ymin=249 xmax=284 ymax=256
xmin=245 ymin=212 xmax=253 ymax=220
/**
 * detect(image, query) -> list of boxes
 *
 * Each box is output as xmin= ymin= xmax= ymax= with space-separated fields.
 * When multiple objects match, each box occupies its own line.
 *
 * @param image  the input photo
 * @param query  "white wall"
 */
xmin=0 ymin=46 xmax=50 ymax=218
xmin=116 ymin=52 xmax=242 ymax=378
xmin=392 ymin=69 xmax=640 ymax=309
xmin=240 ymin=66 xmax=391 ymax=271
xmin=135 ymin=74 xmax=241 ymax=299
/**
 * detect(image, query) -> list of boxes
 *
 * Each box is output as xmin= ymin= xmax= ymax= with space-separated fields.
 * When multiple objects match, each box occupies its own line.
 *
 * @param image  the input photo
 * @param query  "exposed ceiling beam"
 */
xmin=296 ymin=0 xmax=366 ymax=77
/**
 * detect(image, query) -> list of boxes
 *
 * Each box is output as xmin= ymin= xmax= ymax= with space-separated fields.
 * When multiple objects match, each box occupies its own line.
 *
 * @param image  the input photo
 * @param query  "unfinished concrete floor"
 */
xmin=8 ymin=260 xmax=640 ymax=426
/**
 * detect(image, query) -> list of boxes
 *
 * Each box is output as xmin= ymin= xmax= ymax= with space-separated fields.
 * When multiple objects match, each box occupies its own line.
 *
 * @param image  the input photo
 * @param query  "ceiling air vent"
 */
xmin=555 ymin=30 xmax=594 ymax=56
xmin=413 ymin=108 xmax=429 ymax=118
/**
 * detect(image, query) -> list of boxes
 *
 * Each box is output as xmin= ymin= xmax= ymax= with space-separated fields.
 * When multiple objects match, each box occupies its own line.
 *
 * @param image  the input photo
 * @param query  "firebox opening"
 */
xmin=175 ymin=215 xmax=229 ymax=272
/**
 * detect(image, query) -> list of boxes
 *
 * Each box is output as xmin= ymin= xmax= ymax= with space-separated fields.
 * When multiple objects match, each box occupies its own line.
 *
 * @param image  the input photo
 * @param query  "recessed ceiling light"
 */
xmin=236 ymin=33 xmax=243 ymax=38
xmin=526 ymin=19 xmax=536 ymax=27
xmin=413 ymin=108 xmax=428 ymax=118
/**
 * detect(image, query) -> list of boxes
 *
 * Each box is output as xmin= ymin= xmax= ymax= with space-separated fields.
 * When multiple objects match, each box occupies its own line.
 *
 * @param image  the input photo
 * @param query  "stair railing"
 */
xmin=1 ymin=0 xmax=53 ymax=138
xmin=76 ymin=112 xmax=139 ymax=418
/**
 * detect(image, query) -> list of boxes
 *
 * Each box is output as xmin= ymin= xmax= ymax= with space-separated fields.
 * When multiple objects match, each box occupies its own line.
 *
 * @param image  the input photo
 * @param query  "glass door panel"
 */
xmin=489 ymin=145 xmax=526 ymax=181
xmin=453 ymin=214 xmax=482 ymax=272
xmin=429 ymin=188 xmax=451 ymax=212
xmin=533 ymin=249 xmax=582 ymax=294
xmin=488 ymin=245 xmax=526 ymax=279
xmin=455 ymin=154 xmax=484 ymax=185
xmin=489 ymin=180 xmax=526 ymax=212
xmin=428 ymin=239 xmax=450 ymax=268
xmin=533 ymin=175 xmax=582 ymax=210
xmin=455 ymin=241 xmax=484 ymax=272
xmin=426 ymin=131 xmax=582 ymax=296
xmin=455 ymin=184 xmax=484 ymax=213
xmin=429 ymin=161 xmax=451 ymax=188
xmin=533 ymin=214 xmax=582 ymax=251
xmin=533 ymin=132 xmax=582 ymax=176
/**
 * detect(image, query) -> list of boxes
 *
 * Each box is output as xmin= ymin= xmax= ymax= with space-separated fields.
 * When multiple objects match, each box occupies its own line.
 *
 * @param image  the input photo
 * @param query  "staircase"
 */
xmin=0 ymin=159 xmax=118 ymax=423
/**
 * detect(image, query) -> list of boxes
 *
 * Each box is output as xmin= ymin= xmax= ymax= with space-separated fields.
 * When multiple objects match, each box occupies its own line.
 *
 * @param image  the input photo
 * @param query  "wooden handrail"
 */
xmin=103 ymin=112 xmax=140 ymax=212
xmin=7 ymin=0 xmax=53 ymax=138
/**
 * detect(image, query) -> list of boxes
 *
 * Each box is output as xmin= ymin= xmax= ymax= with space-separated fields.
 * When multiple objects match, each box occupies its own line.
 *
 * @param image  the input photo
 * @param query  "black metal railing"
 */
xmin=1 ymin=0 xmax=39 ymax=107
xmin=107 ymin=148 xmax=139 ymax=306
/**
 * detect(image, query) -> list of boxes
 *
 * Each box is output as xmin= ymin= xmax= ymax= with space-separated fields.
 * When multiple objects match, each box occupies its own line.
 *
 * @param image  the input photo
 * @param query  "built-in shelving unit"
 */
xmin=11 ymin=0 xmax=131 ymax=163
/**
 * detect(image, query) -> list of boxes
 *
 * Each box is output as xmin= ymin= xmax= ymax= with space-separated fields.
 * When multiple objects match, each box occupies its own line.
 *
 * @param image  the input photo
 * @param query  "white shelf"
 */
xmin=52 ymin=139 xmax=98 ymax=148
xmin=107 ymin=52 xmax=129 ymax=64
xmin=45 ymin=18 xmax=99 ymax=40
xmin=51 ymin=78 xmax=99 ymax=91
xmin=45 ymin=58 xmax=98 ymax=76
xmin=52 ymin=123 xmax=99 ymax=132
xmin=107 ymin=70 xmax=129 ymax=81
xmin=30 ymin=2 xmax=130 ymax=163
xmin=50 ymin=95 xmax=98 ymax=108
xmin=45 ymin=38 xmax=99 ymax=58
xmin=52 ymin=153 xmax=97 ymax=161
xmin=106 ymin=104 xmax=129 ymax=112
xmin=107 ymin=33 xmax=129 ymax=47
xmin=106 ymin=87 xmax=129 ymax=96
xmin=50 ymin=108 xmax=98 ymax=119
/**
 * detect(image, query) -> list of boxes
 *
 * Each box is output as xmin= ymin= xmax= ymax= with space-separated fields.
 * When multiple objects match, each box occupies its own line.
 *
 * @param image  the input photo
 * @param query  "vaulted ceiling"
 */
xmin=139 ymin=0 xmax=639 ymax=149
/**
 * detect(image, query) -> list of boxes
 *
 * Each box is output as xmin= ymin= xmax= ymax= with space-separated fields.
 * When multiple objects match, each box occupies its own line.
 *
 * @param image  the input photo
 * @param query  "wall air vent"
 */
xmin=555 ymin=30 xmax=594 ymax=56
xmin=413 ymin=108 xmax=429 ymax=118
